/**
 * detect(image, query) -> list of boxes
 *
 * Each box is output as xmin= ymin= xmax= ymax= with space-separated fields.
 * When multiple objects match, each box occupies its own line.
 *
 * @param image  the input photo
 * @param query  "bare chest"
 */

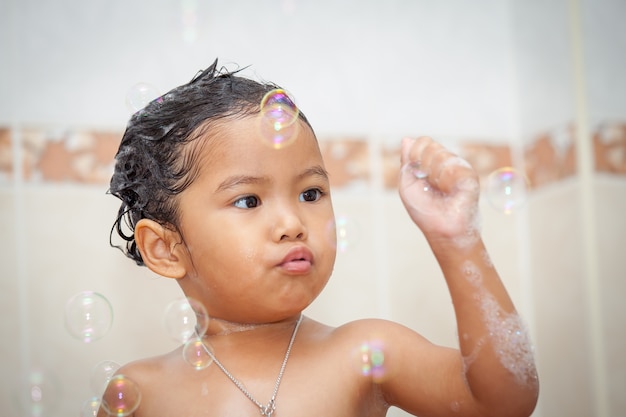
xmin=134 ymin=359 xmax=387 ymax=417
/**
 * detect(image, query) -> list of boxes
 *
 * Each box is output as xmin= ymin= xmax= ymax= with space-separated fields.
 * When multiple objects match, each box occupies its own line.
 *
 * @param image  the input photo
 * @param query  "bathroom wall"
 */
xmin=1 ymin=1 xmax=625 ymax=416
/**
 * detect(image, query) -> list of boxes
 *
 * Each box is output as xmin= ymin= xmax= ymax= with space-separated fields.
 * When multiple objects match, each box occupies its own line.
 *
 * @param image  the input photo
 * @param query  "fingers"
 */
xmin=400 ymin=136 xmax=433 ymax=166
xmin=401 ymin=136 xmax=477 ymax=194
xmin=400 ymin=137 xmax=414 ymax=166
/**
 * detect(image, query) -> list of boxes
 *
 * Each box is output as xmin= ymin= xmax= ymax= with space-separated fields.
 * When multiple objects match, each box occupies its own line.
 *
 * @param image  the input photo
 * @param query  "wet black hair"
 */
xmin=109 ymin=58 xmax=312 ymax=265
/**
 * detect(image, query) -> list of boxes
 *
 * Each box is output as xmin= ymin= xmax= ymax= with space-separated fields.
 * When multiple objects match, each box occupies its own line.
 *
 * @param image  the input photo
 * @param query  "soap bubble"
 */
xmin=260 ymin=89 xmax=299 ymax=129
xmin=125 ymin=82 xmax=160 ymax=114
xmin=183 ymin=337 xmax=215 ymax=370
xmin=162 ymin=297 xmax=209 ymax=343
xmin=485 ymin=167 xmax=529 ymax=214
xmin=101 ymin=375 xmax=141 ymax=417
xmin=354 ymin=341 xmax=387 ymax=383
xmin=258 ymin=88 xmax=300 ymax=149
xmin=90 ymin=360 xmax=121 ymax=396
xmin=15 ymin=368 xmax=61 ymax=417
xmin=327 ymin=215 xmax=360 ymax=253
xmin=65 ymin=291 xmax=113 ymax=342
xmin=80 ymin=396 xmax=101 ymax=417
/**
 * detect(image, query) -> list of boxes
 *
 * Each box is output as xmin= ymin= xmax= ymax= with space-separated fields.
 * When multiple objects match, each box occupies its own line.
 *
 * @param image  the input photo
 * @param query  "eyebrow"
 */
xmin=298 ymin=165 xmax=329 ymax=181
xmin=215 ymin=174 xmax=268 ymax=193
xmin=215 ymin=165 xmax=329 ymax=193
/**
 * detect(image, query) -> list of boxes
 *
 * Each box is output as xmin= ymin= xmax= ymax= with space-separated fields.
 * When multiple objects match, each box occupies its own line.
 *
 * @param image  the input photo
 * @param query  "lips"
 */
xmin=279 ymin=246 xmax=313 ymax=274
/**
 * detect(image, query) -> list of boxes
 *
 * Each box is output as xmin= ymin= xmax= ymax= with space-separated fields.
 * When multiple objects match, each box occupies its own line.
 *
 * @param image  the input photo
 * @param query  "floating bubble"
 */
xmin=260 ymin=89 xmax=299 ymax=129
xmin=485 ymin=167 xmax=529 ymax=214
xmin=90 ymin=360 xmax=121 ymax=396
xmin=125 ymin=82 xmax=160 ymax=114
xmin=15 ymin=368 xmax=61 ymax=417
xmin=162 ymin=297 xmax=209 ymax=343
xmin=65 ymin=291 xmax=113 ymax=342
xmin=183 ymin=337 xmax=215 ymax=370
xmin=80 ymin=396 xmax=101 ymax=417
xmin=101 ymin=375 xmax=141 ymax=417
xmin=354 ymin=341 xmax=386 ymax=383
xmin=258 ymin=88 xmax=300 ymax=149
xmin=327 ymin=215 xmax=360 ymax=253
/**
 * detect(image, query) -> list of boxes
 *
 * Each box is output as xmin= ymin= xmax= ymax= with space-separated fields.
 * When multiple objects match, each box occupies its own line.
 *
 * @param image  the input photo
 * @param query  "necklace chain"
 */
xmin=198 ymin=315 xmax=303 ymax=416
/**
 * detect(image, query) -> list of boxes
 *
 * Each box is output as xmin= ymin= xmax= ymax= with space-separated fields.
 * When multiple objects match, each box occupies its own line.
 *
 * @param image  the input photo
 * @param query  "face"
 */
xmin=173 ymin=116 xmax=336 ymax=324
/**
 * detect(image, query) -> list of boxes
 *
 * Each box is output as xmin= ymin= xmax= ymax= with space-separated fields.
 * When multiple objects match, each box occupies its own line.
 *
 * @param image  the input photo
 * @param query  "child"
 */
xmin=104 ymin=59 xmax=539 ymax=417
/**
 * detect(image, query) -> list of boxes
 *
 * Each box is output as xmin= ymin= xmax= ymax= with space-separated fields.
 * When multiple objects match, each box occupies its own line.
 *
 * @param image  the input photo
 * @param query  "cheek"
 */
xmin=321 ymin=244 xmax=337 ymax=278
xmin=317 ymin=211 xmax=338 ymax=252
xmin=205 ymin=228 xmax=263 ymax=271
xmin=240 ymin=245 xmax=261 ymax=264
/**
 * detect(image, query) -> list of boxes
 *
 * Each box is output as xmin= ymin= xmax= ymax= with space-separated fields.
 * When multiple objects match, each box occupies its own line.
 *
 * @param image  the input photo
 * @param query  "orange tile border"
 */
xmin=0 ymin=128 xmax=120 ymax=184
xmin=319 ymin=139 xmax=370 ymax=189
xmin=595 ymin=123 xmax=626 ymax=175
xmin=1 ymin=123 xmax=625 ymax=190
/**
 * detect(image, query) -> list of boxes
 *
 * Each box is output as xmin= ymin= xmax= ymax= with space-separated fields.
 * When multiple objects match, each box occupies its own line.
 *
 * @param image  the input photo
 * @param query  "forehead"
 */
xmin=194 ymin=116 xmax=324 ymax=178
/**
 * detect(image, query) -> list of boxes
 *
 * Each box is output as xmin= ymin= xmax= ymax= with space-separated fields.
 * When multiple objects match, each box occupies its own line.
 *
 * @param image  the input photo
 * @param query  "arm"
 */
xmin=384 ymin=137 xmax=538 ymax=417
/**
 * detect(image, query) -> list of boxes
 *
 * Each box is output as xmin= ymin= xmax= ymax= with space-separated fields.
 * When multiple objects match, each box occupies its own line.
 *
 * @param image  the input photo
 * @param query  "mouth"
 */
xmin=279 ymin=247 xmax=313 ymax=274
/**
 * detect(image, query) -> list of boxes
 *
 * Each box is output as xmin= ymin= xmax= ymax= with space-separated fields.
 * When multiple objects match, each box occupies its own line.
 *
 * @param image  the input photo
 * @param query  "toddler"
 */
xmin=104 ymin=59 xmax=539 ymax=417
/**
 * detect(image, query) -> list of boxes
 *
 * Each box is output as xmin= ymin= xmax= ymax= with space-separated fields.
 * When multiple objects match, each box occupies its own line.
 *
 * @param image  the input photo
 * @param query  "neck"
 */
xmin=194 ymin=314 xmax=304 ymax=417
xmin=203 ymin=314 xmax=303 ymax=337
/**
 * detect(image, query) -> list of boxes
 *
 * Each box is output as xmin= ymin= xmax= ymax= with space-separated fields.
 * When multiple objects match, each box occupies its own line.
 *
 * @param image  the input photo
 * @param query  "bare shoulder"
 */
xmin=330 ymin=317 xmax=434 ymax=347
xmin=302 ymin=317 xmax=438 ymax=366
xmin=99 ymin=348 xmax=197 ymax=417
xmin=113 ymin=348 xmax=183 ymax=383
xmin=334 ymin=317 xmax=417 ymax=333
xmin=313 ymin=317 xmax=468 ymax=416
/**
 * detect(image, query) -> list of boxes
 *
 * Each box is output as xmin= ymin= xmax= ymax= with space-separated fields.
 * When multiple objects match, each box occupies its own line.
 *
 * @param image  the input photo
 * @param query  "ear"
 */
xmin=134 ymin=219 xmax=187 ymax=279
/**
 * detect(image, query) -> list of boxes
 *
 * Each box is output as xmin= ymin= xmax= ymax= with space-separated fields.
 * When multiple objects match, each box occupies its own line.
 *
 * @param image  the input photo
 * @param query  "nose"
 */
xmin=271 ymin=202 xmax=307 ymax=242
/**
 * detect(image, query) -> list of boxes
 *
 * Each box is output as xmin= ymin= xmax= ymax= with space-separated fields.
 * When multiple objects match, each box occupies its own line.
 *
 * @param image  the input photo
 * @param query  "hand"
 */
xmin=399 ymin=136 xmax=480 ymax=244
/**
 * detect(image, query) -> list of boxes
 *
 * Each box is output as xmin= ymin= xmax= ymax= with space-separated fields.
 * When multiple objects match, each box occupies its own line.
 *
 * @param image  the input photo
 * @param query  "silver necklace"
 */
xmin=198 ymin=315 xmax=303 ymax=417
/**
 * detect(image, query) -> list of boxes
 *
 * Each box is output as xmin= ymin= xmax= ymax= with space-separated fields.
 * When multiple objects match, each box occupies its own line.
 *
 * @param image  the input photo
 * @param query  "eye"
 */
xmin=299 ymin=188 xmax=323 ymax=202
xmin=233 ymin=195 xmax=261 ymax=209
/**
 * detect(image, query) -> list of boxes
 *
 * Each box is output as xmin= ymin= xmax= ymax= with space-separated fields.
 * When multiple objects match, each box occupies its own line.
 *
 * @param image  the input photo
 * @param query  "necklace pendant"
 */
xmin=260 ymin=399 xmax=276 ymax=417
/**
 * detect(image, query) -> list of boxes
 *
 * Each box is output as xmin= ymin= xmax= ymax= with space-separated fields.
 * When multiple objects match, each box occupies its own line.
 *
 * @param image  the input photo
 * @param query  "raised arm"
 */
xmin=385 ymin=136 xmax=538 ymax=417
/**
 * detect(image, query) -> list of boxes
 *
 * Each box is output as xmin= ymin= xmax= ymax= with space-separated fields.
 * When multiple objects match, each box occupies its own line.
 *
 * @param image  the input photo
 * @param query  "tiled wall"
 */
xmin=2 ymin=121 xmax=626 ymax=417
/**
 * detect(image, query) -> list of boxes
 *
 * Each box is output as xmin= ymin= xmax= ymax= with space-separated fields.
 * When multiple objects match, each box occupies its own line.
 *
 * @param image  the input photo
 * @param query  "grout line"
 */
xmin=502 ymin=6 xmax=540 ymax=415
xmin=568 ymin=1 xmax=609 ymax=416
xmin=6 ymin=0 xmax=32 ymax=379
xmin=13 ymin=125 xmax=31 ymax=375
xmin=369 ymin=137 xmax=392 ymax=320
